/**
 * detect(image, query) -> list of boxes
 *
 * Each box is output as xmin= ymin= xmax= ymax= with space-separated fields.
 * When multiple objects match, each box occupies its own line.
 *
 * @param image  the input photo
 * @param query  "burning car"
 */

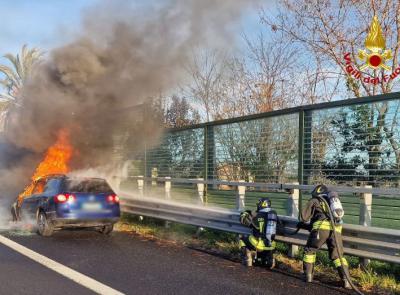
xmin=12 ymin=174 xmax=120 ymax=236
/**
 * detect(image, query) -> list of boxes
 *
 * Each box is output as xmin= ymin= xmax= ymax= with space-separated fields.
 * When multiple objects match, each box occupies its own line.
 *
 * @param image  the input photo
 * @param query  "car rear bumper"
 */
xmin=51 ymin=217 xmax=120 ymax=228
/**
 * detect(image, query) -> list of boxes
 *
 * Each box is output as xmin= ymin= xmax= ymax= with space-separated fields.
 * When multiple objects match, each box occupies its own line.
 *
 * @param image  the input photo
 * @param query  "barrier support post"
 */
xmin=196 ymin=178 xmax=205 ymax=236
xmin=165 ymin=177 xmax=171 ymax=200
xmin=137 ymin=176 xmax=144 ymax=198
xmin=236 ymin=180 xmax=246 ymax=211
xmin=197 ymin=178 xmax=205 ymax=205
xmin=165 ymin=177 xmax=172 ymax=228
xmin=151 ymin=168 xmax=158 ymax=186
xmin=359 ymin=185 xmax=372 ymax=268
xmin=287 ymin=183 xmax=300 ymax=258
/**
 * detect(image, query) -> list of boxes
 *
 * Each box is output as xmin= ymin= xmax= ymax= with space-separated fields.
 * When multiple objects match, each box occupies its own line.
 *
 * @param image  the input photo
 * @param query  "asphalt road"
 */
xmin=0 ymin=229 xmax=353 ymax=295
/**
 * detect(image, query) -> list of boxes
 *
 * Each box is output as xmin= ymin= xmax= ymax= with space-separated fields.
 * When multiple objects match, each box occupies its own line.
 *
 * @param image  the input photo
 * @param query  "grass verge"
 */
xmin=116 ymin=213 xmax=400 ymax=295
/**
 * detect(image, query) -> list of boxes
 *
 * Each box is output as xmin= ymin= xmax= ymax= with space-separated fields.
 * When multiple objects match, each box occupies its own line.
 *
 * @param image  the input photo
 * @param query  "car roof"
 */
xmin=34 ymin=174 xmax=108 ymax=182
xmin=65 ymin=176 xmax=108 ymax=182
xmin=34 ymin=174 xmax=66 ymax=181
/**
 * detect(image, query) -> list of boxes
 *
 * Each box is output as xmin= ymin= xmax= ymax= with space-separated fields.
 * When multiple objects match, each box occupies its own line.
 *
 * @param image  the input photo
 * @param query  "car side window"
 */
xmin=44 ymin=178 xmax=60 ymax=195
xmin=32 ymin=179 xmax=47 ymax=195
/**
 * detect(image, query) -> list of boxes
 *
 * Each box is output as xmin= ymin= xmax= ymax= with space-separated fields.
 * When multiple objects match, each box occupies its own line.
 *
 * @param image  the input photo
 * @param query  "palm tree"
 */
xmin=0 ymin=44 xmax=43 ymax=130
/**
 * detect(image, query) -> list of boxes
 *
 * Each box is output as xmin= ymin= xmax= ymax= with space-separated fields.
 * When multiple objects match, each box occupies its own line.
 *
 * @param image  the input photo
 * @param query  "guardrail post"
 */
xmin=164 ymin=177 xmax=172 ymax=228
xmin=165 ymin=177 xmax=171 ymax=200
xmin=197 ymin=178 xmax=205 ymax=205
xmin=236 ymin=180 xmax=246 ymax=211
xmin=151 ymin=168 xmax=158 ymax=186
xmin=359 ymin=185 xmax=372 ymax=267
xmin=287 ymin=183 xmax=300 ymax=257
xmin=196 ymin=178 xmax=205 ymax=235
xmin=137 ymin=176 xmax=144 ymax=197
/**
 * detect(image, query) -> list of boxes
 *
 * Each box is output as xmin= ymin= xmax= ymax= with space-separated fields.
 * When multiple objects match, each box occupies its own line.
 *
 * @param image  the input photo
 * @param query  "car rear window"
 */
xmin=64 ymin=178 xmax=113 ymax=193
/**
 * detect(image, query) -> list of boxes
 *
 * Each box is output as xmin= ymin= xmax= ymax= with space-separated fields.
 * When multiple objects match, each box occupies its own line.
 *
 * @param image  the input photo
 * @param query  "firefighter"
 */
xmin=300 ymin=184 xmax=351 ymax=289
xmin=239 ymin=197 xmax=278 ymax=268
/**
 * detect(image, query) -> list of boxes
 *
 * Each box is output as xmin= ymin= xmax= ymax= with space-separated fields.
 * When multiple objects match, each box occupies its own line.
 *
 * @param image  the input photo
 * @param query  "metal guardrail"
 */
xmin=119 ymin=194 xmax=400 ymax=264
xmin=115 ymin=176 xmax=400 ymax=264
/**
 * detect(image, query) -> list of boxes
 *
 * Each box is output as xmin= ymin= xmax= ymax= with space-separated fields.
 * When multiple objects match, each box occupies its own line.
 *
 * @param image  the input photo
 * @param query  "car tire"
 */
xmin=37 ymin=211 xmax=54 ymax=237
xmin=99 ymin=224 xmax=114 ymax=235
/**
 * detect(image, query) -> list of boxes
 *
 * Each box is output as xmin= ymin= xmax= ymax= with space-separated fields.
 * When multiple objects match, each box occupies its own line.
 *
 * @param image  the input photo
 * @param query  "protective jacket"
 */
xmin=300 ymin=198 xmax=342 ymax=232
xmin=240 ymin=208 xmax=277 ymax=251
xmin=301 ymin=194 xmax=349 ymax=286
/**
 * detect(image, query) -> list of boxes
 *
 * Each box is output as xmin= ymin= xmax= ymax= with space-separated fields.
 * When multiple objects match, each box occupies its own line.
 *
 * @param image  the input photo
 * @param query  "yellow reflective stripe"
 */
xmin=313 ymin=220 xmax=331 ymax=230
xmin=259 ymin=220 xmax=265 ymax=234
xmin=333 ymin=257 xmax=348 ymax=267
xmin=248 ymin=235 xmax=276 ymax=251
xmin=239 ymin=240 xmax=246 ymax=248
xmin=313 ymin=220 xmax=342 ymax=233
xmin=303 ymin=254 xmax=316 ymax=264
xmin=321 ymin=201 xmax=329 ymax=214
xmin=335 ymin=225 xmax=342 ymax=233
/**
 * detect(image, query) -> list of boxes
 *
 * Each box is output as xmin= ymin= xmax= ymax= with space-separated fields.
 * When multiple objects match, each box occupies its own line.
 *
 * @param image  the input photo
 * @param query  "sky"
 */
xmin=0 ymin=0 xmax=100 ymax=55
xmin=0 ymin=0 xmax=264 ymax=56
xmin=0 ymin=0 xmax=267 ymax=96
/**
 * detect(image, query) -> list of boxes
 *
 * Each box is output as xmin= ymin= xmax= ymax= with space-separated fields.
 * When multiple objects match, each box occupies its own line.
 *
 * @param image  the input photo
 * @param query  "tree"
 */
xmin=235 ymin=32 xmax=298 ymax=112
xmin=0 ymin=45 xmax=43 ymax=129
xmin=164 ymin=96 xmax=200 ymax=128
xmin=262 ymin=0 xmax=400 ymax=97
xmin=262 ymin=1 xmax=400 ymax=185
xmin=185 ymin=49 xmax=229 ymax=122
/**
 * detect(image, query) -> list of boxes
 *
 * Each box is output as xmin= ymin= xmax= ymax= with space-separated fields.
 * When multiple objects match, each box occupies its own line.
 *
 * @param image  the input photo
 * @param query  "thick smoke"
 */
xmin=1 ymin=0 xmax=256 ymax=200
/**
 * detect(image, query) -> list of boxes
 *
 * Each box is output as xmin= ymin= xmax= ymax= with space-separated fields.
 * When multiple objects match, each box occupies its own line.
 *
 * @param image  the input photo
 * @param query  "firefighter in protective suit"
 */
xmin=239 ymin=197 xmax=278 ymax=268
xmin=300 ymin=184 xmax=351 ymax=288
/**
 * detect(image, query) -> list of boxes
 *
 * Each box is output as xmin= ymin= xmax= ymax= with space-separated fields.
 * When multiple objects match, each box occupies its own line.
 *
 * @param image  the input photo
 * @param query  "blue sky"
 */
xmin=0 ymin=0 xmax=264 ymax=56
xmin=0 ymin=0 xmax=98 ymax=55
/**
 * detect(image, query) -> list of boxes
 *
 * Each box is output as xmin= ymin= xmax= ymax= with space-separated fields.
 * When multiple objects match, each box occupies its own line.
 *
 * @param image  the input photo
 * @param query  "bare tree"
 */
xmin=185 ymin=49 xmax=228 ymax=121
xmin=240 ymin=32 xmax=297 ymax=111
xmin=261 ymin=0 xmax=400 ymax=185
xmin=262 ymin=0 xmax=400 ymax=97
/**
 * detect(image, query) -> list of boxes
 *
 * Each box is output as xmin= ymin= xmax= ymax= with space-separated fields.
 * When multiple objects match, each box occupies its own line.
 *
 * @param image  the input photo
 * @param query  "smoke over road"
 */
xmin=0 ymin=0 xmax=257 ymax=201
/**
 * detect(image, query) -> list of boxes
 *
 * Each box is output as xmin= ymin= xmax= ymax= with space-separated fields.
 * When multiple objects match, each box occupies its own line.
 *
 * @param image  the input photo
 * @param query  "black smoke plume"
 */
xmin=1 ymin=0 xmax=256 ymax=200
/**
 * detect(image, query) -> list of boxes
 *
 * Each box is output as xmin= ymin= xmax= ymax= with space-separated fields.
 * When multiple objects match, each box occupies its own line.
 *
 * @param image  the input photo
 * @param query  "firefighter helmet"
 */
xmin=311 ymin=184 xmax=329 ymax=198
xmin=256 ymin=197 xmax=271 ymax=212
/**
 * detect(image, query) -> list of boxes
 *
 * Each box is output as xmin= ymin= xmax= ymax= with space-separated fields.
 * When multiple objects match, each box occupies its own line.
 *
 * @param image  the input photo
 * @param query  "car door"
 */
xmin=19 ymin=181 xmax=37 ymax=219
xmin=27 ymin=179 xmax=47 ymax=217
xmin=40 ymin=178 xmax=61 ymax=213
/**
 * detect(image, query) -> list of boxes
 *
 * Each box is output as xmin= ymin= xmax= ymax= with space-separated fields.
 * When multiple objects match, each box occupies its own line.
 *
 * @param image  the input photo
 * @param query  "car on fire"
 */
xmin=12 ymin=174 xmax=120 ymax=236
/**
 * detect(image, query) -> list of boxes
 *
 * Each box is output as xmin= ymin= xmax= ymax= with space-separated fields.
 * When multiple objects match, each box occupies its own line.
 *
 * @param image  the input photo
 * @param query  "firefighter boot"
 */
xmin=337 ymin=266 xmax=352 ymax=289
xmin=241 ymin=247 xmax=253 ymax=267
xmin=263 ymin=251 xmax=275 ymax=269
xmin=303 ymin=262 xmax=314 ymax=283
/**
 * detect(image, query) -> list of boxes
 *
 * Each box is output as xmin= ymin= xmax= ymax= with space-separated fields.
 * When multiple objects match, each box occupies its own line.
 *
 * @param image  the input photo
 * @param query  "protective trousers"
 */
xmin=303 ymin=226 xmax=349 ymax=283
xmin=239 ymin=235 xmax=275 ymax=268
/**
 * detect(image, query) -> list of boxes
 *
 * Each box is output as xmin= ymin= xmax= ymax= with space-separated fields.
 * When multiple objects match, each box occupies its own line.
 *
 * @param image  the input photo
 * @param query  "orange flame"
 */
xmin=18 ymin=129 xmax=73 ymax=204
xmin=31 ymin=129 xmax=73 ymax=180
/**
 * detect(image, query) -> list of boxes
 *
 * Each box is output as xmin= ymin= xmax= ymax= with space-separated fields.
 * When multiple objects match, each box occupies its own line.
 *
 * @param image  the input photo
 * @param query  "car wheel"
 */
xmin=37 ymin=211 xmax=54 ymax=237
xmin=99 ymin=224 xmax=114 ymax=235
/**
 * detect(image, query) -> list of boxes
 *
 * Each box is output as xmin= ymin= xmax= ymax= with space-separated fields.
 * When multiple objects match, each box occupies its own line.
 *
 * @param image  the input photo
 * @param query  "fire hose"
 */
xmin=279 ymin=222 xmax=308 ymax=236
